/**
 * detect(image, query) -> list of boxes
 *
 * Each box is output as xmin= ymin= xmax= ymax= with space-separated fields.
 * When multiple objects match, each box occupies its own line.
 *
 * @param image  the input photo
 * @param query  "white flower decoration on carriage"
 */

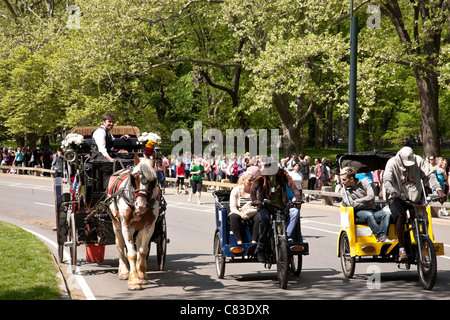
xmin=138 ymin=132 xmax=161 ymax=146
xmin=61 ymin=133 xmax=84 ymax=151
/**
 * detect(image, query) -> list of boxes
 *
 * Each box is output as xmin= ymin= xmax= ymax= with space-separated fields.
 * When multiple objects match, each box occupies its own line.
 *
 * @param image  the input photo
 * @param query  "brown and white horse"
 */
xmin=107 ymin=155 xmax=159 ymax=290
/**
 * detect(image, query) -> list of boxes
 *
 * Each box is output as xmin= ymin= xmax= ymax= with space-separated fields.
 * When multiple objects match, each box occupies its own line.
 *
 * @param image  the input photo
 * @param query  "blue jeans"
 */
xmin=286 ymin=207 xmax=299 ymax=238
xmin=356 ymin=209 xmax=391 ymax=238
xmin=258 ymin=207 xmax=299 ymax=249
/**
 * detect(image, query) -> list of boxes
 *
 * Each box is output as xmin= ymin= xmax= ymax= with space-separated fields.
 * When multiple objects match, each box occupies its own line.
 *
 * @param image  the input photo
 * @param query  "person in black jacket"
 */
xmin=250 ymin=160 xmax=301 ymax=262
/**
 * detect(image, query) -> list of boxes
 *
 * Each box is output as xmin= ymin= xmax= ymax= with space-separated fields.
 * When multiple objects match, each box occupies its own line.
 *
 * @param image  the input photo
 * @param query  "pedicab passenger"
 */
xmin=229 ymin=171 xmax=260 ymax=254
xmin=383 ymin=147 xmax=445 ymax=261
xmin=250 ymin=159 xmax=302 ymax=263
xmin=340 ymin=167 xmax=392 ymax=242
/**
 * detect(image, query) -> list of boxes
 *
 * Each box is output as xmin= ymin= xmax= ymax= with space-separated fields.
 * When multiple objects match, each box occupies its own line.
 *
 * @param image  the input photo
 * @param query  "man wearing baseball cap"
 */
xmin=384 ymin=146 xmax=445 ymax=261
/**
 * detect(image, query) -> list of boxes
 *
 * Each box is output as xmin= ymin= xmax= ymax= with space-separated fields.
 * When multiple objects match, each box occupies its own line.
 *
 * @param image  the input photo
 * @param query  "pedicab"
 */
xmin=213 ymin=190 xmax=309 ymax=289
xmin=336 ymin=151 xmax=445 ymax=290
xmin=54 ymin=126 xmax=168 ymax=275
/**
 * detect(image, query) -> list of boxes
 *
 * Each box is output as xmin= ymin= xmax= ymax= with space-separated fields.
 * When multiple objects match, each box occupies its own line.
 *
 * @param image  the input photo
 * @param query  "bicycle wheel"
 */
xmin=417 ymin=235 xmax=437 ymax=290
xmin=276 ymin=237 xmax=289 ymax=289
xmin=214 ymin=232 xmax=226 ymax=279
xmin=340 ymin=232 xmax=355 ymax=278
xmin=290 ymin=254 xmax=303 ymax=277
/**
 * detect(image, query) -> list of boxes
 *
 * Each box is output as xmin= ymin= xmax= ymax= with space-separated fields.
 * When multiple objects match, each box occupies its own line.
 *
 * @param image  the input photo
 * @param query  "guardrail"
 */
xmin=0 ymin=165 xmax=56 ymax=177
xmin=166 ymin=177 xmax=341 ymax=205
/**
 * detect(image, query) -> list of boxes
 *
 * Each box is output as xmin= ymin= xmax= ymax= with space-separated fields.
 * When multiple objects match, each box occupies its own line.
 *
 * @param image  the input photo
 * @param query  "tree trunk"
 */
xmin=379 ymin=0 xmax=444 ymax=157
xmin=415 ymin=72 xmax=440 ymax=157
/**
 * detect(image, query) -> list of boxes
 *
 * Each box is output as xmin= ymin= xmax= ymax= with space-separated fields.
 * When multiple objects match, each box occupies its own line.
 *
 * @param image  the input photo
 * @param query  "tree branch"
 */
xmin=133 ymin=58 xmax=242 ymax=76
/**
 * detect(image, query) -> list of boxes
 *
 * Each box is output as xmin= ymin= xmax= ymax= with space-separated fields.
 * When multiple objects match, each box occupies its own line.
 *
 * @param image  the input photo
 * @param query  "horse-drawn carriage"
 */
xmin=336 ymin=151 xmax=445 ymax=290
xmin=54 ymin=126 xmax=168 ymax=290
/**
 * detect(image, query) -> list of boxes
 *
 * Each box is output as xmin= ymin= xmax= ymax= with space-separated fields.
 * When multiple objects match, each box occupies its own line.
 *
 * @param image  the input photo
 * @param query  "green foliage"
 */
xmin=0 ymin=0 xmax=448 ymax=152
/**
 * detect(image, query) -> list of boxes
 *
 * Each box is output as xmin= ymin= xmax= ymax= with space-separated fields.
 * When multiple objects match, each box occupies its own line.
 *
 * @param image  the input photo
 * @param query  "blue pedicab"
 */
xmin=213 ymin=190 xmax=309 ymax=289
xmin=336 ymin=151 xmax=445 ymax=290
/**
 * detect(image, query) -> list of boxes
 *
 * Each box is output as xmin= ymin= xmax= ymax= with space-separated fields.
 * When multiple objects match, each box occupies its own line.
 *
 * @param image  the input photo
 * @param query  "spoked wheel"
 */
xmin=340 ymin=232 xmax=355 ymax=278
xmin=417 ymin=235 xmax=437 ymax=290
xmin=156 ymin=215 xmax=168 ymax=271
xmin=69 ymin=213 xmax=78 ymax=273
xmin=214 ymin=232 xmax=226 ymax=279
xmin=276 ymin=237 xmax=289 ymax=289
xmin=290 ymin=253 xmax=303 ymax=277
xmin=56 ymin=204 xmax=69 ymax=263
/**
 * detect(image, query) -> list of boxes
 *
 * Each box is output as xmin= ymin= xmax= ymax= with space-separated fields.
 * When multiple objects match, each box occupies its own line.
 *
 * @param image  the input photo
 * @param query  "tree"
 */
xmin=375 ymin=0 xmax=449 ymax=156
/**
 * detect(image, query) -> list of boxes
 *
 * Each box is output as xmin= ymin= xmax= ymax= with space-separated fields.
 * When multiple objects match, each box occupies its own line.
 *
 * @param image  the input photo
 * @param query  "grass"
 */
xmin=0 ymin=221 xmax=61 ymax=300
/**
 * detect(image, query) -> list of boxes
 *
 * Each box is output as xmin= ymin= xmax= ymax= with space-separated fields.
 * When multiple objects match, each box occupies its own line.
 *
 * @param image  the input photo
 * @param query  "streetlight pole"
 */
xmin=348 ymin=0 xmax=358 ymax=153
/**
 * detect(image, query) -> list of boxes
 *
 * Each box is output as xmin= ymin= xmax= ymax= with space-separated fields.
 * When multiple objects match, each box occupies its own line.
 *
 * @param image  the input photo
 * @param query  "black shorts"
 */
xmin=176 ymin=176 xmax=184 ymax=187
xmin=190 ymin=179 xmax=202 ymax=193
xmin=389 ymin=199 xmax=415 ymax=220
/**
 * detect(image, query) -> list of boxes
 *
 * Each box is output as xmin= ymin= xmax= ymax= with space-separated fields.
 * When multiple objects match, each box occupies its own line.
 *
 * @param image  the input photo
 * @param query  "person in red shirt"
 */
xmin=176 ymin=157 xmax=186 ymax=194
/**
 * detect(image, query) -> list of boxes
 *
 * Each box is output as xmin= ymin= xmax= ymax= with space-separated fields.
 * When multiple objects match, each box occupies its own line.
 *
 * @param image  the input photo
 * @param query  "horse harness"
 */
xmin=108 ymin=168 xmax=158 ymax=221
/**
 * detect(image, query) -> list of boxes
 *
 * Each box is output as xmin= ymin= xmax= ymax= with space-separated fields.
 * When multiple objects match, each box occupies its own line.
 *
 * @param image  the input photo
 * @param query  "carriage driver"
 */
xmin=250 ymin=158 xmax=302 ymax=263
xmin=91 ymin=113 xmax=130 ymax=162
xmin=340 ymin=167 xmax=392 ymax=242
xmin=384 ymin=147 xmax=445 ymax=262
xmin=91 ymin=113 xmax=130 ymax=188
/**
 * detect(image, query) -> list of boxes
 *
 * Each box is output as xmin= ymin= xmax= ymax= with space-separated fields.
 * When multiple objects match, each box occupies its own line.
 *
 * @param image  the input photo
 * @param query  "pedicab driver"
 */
xmin=383 ymin=146 xmax=445 ymax=261
xmin=340 ymin=167 xmax=392 ymax=242
xmin=250 ymin=158 xmax=302 ymax=263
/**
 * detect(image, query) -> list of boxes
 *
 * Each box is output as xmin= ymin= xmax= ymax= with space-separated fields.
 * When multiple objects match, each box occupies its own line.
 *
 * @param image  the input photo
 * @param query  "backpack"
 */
xmin=320 ymin=165 xmax=330 ymax=182
xmin=300 ymin=161 xmax=309 ymax=179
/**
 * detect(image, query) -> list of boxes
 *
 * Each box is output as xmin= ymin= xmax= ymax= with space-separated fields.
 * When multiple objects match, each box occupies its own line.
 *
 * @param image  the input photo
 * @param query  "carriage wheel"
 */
xmin=290 ymin=254 xmax=303 ymax=277
xmin=340 ymin=232 xmax=355 ymax=278
xmin=156 ymin=215 xmax=167 ymax=271
xmin=417 ymin=235 xmax=437 ymax=290
xmin=213 ymin=232 xmax=226 ymax=279
xmin=276 ymin=237 xmax=289 ymax=289
xmin=69 ymin=213 xmax=78 ymax=273
xmin=56 ymin=205 xmax=68 ymax=263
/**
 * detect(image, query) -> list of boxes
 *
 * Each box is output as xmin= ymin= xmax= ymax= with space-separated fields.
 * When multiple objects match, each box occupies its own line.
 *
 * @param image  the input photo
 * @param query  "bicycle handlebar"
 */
xmin=399 ymin=196 xmax=445 ymax=206
xmin=255 ymin=199 xmax=302 ymax=212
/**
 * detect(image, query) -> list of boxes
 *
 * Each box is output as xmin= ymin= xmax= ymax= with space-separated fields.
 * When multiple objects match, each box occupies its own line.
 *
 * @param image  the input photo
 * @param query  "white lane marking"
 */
xmin=34 ymin=202 xmax=54 ymax=207
xmin=22 ymin=227 xmax=96 ymax=300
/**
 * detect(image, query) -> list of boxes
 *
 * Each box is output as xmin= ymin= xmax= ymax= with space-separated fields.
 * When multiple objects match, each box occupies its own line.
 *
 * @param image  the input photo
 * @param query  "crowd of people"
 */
xmin=0 ymin=146 xmax=64 ymax=177
xmin=161 ymin=152 xmax=335 ymax=201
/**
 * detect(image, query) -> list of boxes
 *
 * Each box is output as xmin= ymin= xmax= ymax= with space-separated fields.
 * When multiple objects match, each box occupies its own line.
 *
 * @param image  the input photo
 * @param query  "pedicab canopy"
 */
xmin=335 ymin=151 xmax=397 ymax=173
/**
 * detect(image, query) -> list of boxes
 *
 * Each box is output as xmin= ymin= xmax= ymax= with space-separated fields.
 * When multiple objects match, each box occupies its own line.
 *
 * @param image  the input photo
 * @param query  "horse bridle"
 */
xmin=130 ymin=170 xmax=156 ymax=206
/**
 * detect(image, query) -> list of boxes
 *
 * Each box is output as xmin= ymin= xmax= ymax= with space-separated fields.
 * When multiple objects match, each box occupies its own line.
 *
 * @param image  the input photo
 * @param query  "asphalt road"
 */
xmin=2 ymin=173 xmax=450 ymax=302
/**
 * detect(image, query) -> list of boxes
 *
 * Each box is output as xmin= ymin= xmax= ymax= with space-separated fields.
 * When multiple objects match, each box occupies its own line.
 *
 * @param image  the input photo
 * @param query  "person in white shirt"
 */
xmin=91 ymin=113 xmax=129 ymax=162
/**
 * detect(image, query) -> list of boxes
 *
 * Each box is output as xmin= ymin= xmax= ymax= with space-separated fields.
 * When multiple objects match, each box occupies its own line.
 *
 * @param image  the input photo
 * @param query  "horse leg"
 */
xmin=115 ymin=225 xmax=130 ymax=281
xmin=135 ymin=228 xmax=154 ymax=284
xmin=109 ymin=205 xmax=130 ymax=280
xmin=123 ymin=225 xmax=143 ymax=291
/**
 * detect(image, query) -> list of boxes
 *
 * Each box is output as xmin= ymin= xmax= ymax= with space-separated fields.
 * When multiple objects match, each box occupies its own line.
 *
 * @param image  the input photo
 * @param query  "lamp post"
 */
xmin=348 ymin=0 xmax=358 ymax=153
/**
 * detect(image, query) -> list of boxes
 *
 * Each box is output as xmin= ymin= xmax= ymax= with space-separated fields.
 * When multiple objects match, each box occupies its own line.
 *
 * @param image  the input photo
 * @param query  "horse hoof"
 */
xmin=128 ymin=283 xmax=143 ymax=291
xmin=118 ymin=273 xmax=129 ymax=281
xmin=139 ymin=279 xmax=148 ymax=285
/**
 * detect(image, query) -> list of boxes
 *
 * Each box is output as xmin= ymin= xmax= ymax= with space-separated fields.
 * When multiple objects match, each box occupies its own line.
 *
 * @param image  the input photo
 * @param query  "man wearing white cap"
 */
xmin=384 ymin=146 xmax=445 ymax=261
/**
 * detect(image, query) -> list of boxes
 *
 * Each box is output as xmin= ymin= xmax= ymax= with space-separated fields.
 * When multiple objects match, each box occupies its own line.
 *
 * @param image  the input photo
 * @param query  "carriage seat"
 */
xmin=354 ymin=200 xmax=395 ymax=225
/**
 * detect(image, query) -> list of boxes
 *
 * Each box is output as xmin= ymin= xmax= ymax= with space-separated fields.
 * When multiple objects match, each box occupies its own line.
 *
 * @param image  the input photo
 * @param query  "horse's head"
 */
xmin=130 ymin=157 xmax=157 ymax=216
